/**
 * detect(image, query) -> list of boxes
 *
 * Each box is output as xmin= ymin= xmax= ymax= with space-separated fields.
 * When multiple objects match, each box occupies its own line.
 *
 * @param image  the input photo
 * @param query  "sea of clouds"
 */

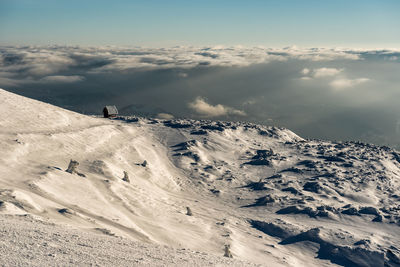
xmin=1 ymin=45 xmax=399 ymax=148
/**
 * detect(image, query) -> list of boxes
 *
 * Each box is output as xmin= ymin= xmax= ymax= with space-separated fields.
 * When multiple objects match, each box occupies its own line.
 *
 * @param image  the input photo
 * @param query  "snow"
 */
xmin=1 ymin=88 xmax=400 ymax=266
xmin=0 ymin=214 xmax=258 ymax=266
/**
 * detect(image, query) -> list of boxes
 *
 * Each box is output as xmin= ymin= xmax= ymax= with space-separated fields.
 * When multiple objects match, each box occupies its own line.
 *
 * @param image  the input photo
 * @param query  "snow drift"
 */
xmin=0 ymin=88 xmax=400 ymax=267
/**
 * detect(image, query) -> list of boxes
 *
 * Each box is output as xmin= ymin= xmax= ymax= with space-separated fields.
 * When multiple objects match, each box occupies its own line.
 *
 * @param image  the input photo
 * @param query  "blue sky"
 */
xmin=1 ymin=0 xmax=399 ymax=47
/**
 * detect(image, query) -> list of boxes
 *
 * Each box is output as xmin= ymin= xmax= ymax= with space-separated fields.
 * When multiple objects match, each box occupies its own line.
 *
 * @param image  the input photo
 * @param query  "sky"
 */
xmin=1 ymin=0 xmax=399 ymax=47
xmin=0 ymin=1 xmax=400 ymax=148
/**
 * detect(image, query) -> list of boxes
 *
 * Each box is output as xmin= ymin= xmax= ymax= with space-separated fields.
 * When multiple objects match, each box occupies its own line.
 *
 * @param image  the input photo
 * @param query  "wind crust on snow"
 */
xmin=1 ymin=88 xmax=400 ymax=267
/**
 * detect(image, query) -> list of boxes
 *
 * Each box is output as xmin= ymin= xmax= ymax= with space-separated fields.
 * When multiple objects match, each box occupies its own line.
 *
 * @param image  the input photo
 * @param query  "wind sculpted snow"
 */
xmin=0 ymin=89 xmax=400 ymax=266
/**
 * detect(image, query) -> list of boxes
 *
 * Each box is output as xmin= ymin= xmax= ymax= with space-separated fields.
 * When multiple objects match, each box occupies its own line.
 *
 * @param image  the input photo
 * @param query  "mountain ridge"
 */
xmin=0 ymin=88 xmax=399 ymax=267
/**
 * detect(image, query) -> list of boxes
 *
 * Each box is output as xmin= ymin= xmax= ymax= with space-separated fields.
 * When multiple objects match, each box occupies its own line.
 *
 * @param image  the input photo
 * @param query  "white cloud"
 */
xmin=188 ymin=97 xmax=246 ymax=117
xmin=300 ymin=67 xmax=343 ymax=80
xmin=313 ymin=67 xmax=343 ymax=78
xmin=300 ymin=67 xmax=370 ymax=90
xmin=330 ymin=78 xmax=370 ymax=89
xmin=156 ymin=113 xmax=174 ymax=120
xmin=40 ymin=75 xmax=85 ymax=83
xmin=301 ymin=68 xmax=310 ymax=75
xmin=0 ymin=46 xmax=369 ymax=78
xmin=0 ymin=46 xmax=394 ymax=87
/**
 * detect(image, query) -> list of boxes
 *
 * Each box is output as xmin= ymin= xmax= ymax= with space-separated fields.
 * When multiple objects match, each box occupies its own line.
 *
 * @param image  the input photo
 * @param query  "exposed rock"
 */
xmin=320 ymin=155 xmax=346 ymax=162
xmin=372 ymin=215 xmax=383 ymax=222
xmin=244 ymin=180 xmax=270 ymax=191
xmin=245 ymin=149 xmax=274 ymax=166
xmin=354 ymin=239 xmax=371 ymax=246
xmin=392 ymin=152 xmax=400 ymax=164
xmin=172 ymin=140 xmax=197 ymax=151
xmin=224 ymin=244 xmax=233 ymax=258
xmin=122 ymin=171 xmax=130 ymax=183
xmin=58 ymin=208 xmax=72 ymax=214
xmin=65 ymin=160 xmax=85 ymax=177
xmin=186 ymin=207 xmax=193 ymax=216
xmin=66 ymin=160 xmax=79 ymax=174
xmin=249 ymin=220 xmax=294 ymax=239
xmin=341 ymin=207 xmax=360 ymax=216
xmin=281 ymin=187 xmax=299 ymax=194
xmin=164 ymin=121 xmax=191 ymax=128
xmin=245 ymin=195 xmax=275 ymax=207
xmin=280 ymin=228 xmax=385 ymax=267
xmin=201 ymin=125 xmax=224 ymax=131
xmin=386 ymin=249 xmax=400 ymax=265
xmin=276 ymin=206 xmax=327 ymax=218
xmin=297 ymin=160 xmax=318 ymax=169
xmin=303 ymin=182 xmax=323 ymax=193
xmin=190 ymin=130 xmax=208 ymax=135
xmin=359 ymin=207 xmax=379 ymax=216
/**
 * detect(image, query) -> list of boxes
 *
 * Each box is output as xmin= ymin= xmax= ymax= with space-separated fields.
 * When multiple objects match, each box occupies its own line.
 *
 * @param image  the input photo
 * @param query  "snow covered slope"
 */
xmin=1 ymin=88 xmax=400 ymax=266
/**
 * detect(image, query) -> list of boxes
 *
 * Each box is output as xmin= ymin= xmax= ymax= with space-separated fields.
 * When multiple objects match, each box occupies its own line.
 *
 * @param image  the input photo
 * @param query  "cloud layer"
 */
xmin=188 ymin=97 xmax=246 ymax=117
xmin=1 ymin=45 xmax=400 ymax=149
xmin=300 ymin=66 xmax=370 ymax=90
xmin=40 ymin=75 xmax=85 ymax=83
xmin=313 ymin=67 xmax=343 ymax=77
xmin=1 ymin=45 xmax=398 ymax=87
xmin=330 ymin=78 xmax=370 ymax=89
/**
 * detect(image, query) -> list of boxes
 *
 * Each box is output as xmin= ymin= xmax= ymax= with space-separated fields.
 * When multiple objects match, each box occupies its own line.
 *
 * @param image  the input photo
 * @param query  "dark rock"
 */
xmin=253 ymin=149 xmax=274 ymax=159
xmin=297 ymin=160 xmax=318 ymax=168
xmin=276 ymin=206 xmax=302 ymax=214
xmin=280 ymin=228 xmax=385 ymax=267
xmin=58 ymin=208 xmax=72 ymax=214
xmin=245 ymin=159 xmax=271 ymax=166
xmin=281 ymin=187 xmax=299 ymax=194
xmin=246 ymin=149 xmax=275 ymax=166
xmin=259 ymin=130 xmax=272 ymax=136
xmin=359 ymin=207 xmax=379 ymax=216
xmin=244 ymin=180 xmax=270 ymax=191
xmin=316 ymin=211 xmax=329 ymax=217
xmin=320 ymin=156 xmax=346 ymax=162
xmin=303 ymin=182 xmax=323 ymax=193
xmin=386 ymin=249 xmax=400 ymax=265
xmin=266 ymin=174 xmax=282 ymax=180
xmin=341 ymin=207 xmax=360 ymax=216
xmin=354 ymin=239 xmax=371 ymax=246
xmin=245 ymin=195 xmax=275 ymax=207
xmin=164 ymin=121 xmax=191 ymax=128
xmin=372 ymin=215 xmax=383 ymax=222
xmin=200 ymin=125 xmax=224 ymax=131
xmin=276 ymin=205 xmax=328 ymax=218
xmin=392 ymin=152 xmax=400 ymax=164
xmin=172 ymin=140 xmax=197 ymax=151
xmin=182 ymin=152 xmax=200 ymax=162
xmin=342 ymin=162 xmax=354 ymax=168
xmin=210 ymin=188 xmax=220 ymax=195
xmin=249 ymin=220 xmax=293 ymax=239
xmin=190 ymin=130 xmax=208 ymax=135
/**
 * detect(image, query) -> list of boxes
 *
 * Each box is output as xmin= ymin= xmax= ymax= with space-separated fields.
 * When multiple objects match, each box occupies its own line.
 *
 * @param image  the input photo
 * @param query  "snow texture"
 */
xmin=1 ymin=88 xmax=400 ymax=267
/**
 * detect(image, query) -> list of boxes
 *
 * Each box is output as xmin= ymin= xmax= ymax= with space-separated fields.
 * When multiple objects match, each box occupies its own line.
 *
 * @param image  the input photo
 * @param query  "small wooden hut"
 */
xmin=103 ymin=105 xmax=118 ymax=118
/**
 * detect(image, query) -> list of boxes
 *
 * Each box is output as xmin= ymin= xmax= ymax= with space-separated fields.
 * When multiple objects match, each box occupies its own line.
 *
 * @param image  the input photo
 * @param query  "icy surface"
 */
xmin=1 ymin=88 xmax=400 ymax=266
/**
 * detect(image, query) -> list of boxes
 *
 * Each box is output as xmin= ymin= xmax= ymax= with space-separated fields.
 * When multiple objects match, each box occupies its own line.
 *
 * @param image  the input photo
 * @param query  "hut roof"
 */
xmin=104 ymin=105 xmax=118 ymax=115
